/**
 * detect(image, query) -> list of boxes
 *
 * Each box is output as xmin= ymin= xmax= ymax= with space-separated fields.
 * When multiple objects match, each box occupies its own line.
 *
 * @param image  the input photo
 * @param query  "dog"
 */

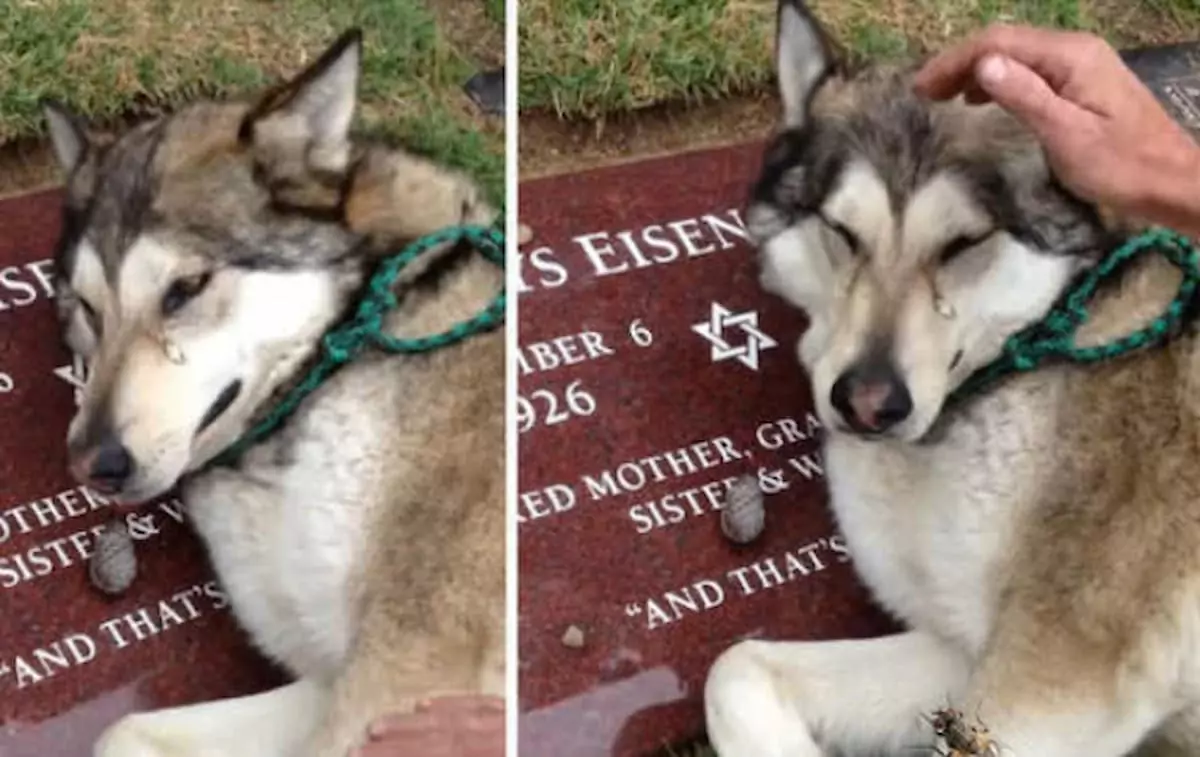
xmin=46 ymin=30 xmax=505 ymax=757
xmin=704 ymin=3 xmax=1200 ymax=756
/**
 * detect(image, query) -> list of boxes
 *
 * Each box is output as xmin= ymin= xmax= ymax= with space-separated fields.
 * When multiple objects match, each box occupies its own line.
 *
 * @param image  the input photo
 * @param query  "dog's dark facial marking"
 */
xmin=951 ymin=161 xmax=1033 ymax=245
xmin=753 ymin=125 xmax=849 ymax=215
xmin=750 ymin=71 xmax=1111 ymax=263
xmin=747 ymin=124 xmax=849 ymax=242
xmin=198 ymin=380 xmax=242 ymax=433
xmin=754 ymin=2 xmax=1111 ymax=263
xmin=948 ymin=152 xmax=1112 ymax=260
xmin=53 ymin=198 xmax=92 ymax=285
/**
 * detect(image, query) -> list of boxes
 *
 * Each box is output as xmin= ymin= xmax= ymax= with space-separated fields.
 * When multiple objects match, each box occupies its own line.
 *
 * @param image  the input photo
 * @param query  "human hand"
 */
xmin=914 ymin=25 xmax=1200 ymax=235
xmin=354 ymin=696 xmax=505 ymax=757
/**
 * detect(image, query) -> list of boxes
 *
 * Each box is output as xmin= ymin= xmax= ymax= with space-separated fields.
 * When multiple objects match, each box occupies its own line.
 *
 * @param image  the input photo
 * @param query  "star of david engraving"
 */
xmin=691 ymin=302 xmax=778 ymax=371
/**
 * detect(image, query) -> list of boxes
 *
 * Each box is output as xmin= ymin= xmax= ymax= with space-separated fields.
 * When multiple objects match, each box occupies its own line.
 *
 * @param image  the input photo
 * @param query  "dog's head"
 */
xmin=752 ymin=1 xmax=1111 ymax=441
xmin=50 ymin=32 xmax=374 ymax=503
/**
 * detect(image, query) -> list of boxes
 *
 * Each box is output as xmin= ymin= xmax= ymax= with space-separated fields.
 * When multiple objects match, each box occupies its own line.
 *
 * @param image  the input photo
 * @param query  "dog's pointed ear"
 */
xmin=43 ymin=100 xmax=89 ymax=173
xmin=776 ymin=0 xmax=836 ymax=128
xmin=241 ymin=29 xmax=362 ymax=171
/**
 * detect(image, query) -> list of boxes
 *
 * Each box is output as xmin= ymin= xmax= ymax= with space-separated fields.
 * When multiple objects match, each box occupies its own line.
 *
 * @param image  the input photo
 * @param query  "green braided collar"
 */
xmin=948 ymin=227 xmax=1200 ymax=406
xmin=212 ymin=223 xmax=506 ymax=466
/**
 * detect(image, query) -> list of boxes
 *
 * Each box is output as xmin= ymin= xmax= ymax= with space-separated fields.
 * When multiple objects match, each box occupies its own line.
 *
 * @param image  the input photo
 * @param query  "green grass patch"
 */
xmin=519 ymin=0 xmax=1200 ymax=120
xmin=846 ymin=21 xmax=912 ymax=60
xmin=485 ymin=0 xmax=506 ymax=24
xmin=974 ymin=0 xmax=1084 ymax=28
xmin=0 ymin=0 xmax=503 ymax=201
xmin=519 ymin=0 xmax=773 ymax=118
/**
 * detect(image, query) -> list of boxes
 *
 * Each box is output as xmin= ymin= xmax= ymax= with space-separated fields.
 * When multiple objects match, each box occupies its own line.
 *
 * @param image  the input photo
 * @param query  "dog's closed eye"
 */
xmin=820 ymin=215 xmax=860 ymax=255
xmin=78 ymin=297 xmax=102 ymax=337
xmin=938 ymin=231 xmax=994 ymax=266
xmin=162 ymin=271 xmax=213 ymax=316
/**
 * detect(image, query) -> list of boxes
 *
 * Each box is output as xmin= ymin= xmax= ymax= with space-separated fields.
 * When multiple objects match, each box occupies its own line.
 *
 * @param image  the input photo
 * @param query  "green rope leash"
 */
xmin=214 ymin=223 xmax=506 ymax=466
xmin=949 ymin=227 xmax=1200 ymax=405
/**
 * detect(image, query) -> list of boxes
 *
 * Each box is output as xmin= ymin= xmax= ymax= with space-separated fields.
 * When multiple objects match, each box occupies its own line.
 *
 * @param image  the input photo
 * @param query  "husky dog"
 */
xmin=705 ymin=3 xmax=1200 ymax=756
xmin=47 ymin=31 xmax=504 ymax=757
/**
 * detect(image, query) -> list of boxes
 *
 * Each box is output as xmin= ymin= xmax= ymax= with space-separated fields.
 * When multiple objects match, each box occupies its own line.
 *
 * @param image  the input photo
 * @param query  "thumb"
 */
xmin=975 ymin=54 xmax=1082 ymax=137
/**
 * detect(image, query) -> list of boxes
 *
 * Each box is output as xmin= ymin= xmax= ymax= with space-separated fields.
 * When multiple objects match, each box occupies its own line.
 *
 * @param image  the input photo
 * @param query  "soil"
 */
xmin=0 ymin=140 xmax=59 ymax=199
xmin=518 ymin=93 xmax=779 ymax=180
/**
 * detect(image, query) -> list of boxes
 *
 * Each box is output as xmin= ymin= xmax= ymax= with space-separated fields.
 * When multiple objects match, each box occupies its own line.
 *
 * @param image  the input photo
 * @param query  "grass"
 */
xmin=519 ymin=0 xmax=1200 ymax=120
xmin=519 ymin=0 xmax=771 ymax=118
xmin=0 ymin=0 xmax=504 ymax=201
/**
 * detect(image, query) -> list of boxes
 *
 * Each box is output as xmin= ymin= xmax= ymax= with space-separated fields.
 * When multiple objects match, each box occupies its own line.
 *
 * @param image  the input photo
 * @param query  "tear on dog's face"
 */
xmin=751 ymin=0 xmax=1112 ymax=441
xmin=49 ymin=32 xmax=369 ymax=503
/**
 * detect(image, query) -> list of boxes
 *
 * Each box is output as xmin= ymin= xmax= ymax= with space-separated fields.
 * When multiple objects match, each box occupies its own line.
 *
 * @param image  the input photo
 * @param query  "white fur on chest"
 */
xmin=825 ymin=390 xmax=1057 ymax=654
xmin=183 ymin=374 xmax=393 ymax=681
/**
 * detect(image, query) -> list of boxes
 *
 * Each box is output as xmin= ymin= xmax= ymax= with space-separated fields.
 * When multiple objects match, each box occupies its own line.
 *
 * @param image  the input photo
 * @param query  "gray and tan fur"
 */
xmin=705 ymin=3 xmax=1200 ymax=756
xmin=48 ymin=30 xmax=504 ymax=757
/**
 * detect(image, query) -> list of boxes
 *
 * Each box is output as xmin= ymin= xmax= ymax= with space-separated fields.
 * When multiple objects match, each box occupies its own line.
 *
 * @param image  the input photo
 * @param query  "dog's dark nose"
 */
xmin=71 ymin=438 xmax=134 ymax=494
xmin=830 ymin=362 xmax=913 ymax=433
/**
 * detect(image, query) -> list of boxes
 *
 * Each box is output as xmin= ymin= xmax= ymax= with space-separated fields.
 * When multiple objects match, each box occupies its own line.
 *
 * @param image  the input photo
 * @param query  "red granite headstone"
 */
xmin=515 ymin=144 xmax=896 ymax=757
xmin=0 ymin=189 xmax=284 ymax=756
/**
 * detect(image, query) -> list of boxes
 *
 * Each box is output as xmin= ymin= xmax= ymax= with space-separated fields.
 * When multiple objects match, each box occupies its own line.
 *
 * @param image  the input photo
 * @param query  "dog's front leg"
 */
xmin=960 ymin=639 xmax=1172 ymax=757
xmin=704 ymin=631 xmax=970 ymax=757
xmin=93 ymin=679 xmax=327 ymax=757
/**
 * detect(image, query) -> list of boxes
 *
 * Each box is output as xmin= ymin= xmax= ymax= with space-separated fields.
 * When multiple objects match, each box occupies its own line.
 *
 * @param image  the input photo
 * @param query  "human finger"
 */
xmin=971 ymin=54 xmax=1088 ymax=137
xmin=914 ymin=24 xmax=1087 ymax=101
